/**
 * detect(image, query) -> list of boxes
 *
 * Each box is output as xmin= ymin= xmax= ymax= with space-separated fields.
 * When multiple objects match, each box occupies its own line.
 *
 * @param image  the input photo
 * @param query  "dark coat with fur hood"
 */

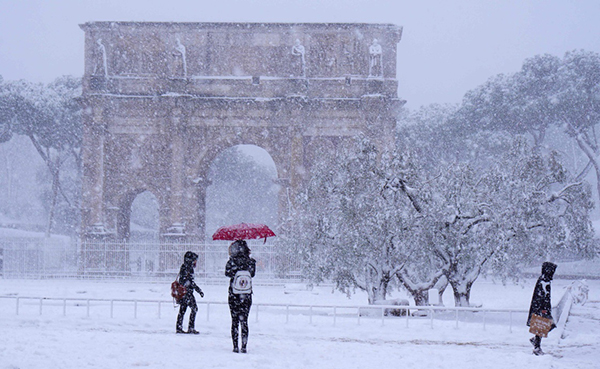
xmin=527 ymin=262 xmax=557 ymax=326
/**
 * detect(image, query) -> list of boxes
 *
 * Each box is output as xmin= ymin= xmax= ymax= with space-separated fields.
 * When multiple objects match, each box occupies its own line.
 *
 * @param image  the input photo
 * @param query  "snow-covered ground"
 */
xmin=0 ymin=278 xmax=598 ymax=369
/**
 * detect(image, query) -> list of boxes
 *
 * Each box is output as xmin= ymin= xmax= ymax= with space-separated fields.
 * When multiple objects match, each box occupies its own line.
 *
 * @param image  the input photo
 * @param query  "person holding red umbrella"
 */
xmin=225 ymin=240 xmax=256 ymax=353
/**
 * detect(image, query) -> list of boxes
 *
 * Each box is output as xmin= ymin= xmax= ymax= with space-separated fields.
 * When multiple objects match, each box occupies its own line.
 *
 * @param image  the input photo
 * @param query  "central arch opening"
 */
xmin=205 ymin=145 xmax=279 ymax=240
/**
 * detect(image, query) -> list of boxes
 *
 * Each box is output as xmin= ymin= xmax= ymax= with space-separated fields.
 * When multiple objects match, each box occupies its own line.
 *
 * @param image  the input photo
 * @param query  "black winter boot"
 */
xmin=232 ymin=321 xmax=239 ymax=352
xmin=531 ymin=336 xmax=543 ymax=355
xmin=241 ymin=334 xmax=248 ymax=353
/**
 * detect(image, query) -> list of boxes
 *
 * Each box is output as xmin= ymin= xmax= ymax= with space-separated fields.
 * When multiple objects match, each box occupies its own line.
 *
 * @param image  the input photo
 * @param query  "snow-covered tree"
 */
xmin=400 ymin=104 xmax=595 ymax=306
xmin=0 ymin=76 xmax=82 ymax=235
xmin=422 ymin=137 xmax=595 ymax=306
xmin=287 ymin=136 xmax=420 ymax=304
xmin=457 ymin=54 xmax=562 ymax=148
xmin=0 ymin=76 xmax=13 ymax=143
xmin=556 ymin=50 xmax=600 ymax=200
xmin=457 ymin=50 xmax=600 ymax=203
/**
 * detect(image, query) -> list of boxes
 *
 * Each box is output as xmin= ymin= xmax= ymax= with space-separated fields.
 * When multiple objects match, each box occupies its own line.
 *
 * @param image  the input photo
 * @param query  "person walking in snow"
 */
xmin=527 ymin=261 xmax=557 ymax=355
xmin=225 ymin=240 xmax=256 ymax=353
xmin=176 ymin=251 xmax=204 ymax=334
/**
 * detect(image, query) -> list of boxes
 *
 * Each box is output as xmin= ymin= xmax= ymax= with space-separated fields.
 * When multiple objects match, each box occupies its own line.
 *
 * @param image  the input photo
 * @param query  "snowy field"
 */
xmin=0 ymin=278 xmax=598 ymax=369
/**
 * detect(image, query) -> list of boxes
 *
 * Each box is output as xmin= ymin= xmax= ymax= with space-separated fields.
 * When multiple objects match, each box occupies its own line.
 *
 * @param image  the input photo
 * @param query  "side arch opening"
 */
xmin=117 ymin=190 xmax=160 ymax=275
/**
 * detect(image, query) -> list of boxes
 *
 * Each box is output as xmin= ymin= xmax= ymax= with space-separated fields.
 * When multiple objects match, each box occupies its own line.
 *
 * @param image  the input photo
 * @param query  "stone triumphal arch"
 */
xmin=80 ymin=22 xmax=404 ymax=242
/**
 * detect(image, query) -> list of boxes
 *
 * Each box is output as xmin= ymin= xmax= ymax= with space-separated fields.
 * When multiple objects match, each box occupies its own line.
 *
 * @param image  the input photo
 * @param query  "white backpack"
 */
xmin=232 ymin=270 xmax=252 ymax=295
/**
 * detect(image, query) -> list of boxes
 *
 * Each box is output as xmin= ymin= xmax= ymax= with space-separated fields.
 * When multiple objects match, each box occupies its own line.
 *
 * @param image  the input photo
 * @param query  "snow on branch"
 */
xmin=547 ymin=182 xmax=584 ymax=203
xmin=383 ymin=176 xmax=422 ymax=212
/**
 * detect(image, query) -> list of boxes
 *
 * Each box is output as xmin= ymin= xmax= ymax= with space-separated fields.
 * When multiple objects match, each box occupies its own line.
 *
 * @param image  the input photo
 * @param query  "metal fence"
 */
xmin=0 ymin=237 xmax=78 ymax=279
xmin=0 ymin=294 xmax=532 ymax=332
xmin=0 ymin=238 xmax=302 ymax=282
xmin=0 ymin=282 xmax=583 ymax=336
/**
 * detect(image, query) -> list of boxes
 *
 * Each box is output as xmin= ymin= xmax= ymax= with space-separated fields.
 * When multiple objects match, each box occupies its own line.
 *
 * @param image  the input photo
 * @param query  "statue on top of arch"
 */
xmin=368 ymin=38 xmax=383 ymax=77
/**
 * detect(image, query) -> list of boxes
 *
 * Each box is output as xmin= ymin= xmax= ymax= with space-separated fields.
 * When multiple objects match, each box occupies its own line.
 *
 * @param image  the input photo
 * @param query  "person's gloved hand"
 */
xmin=199 ymin=290 xmax=204 ymax=298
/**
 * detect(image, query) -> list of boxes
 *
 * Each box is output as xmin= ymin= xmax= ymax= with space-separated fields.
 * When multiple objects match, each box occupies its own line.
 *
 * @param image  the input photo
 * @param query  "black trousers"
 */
xmin=229 ymin=294 xmax=252 ymax=349
xmin=176 ymin=294 xmax=198 ymax=331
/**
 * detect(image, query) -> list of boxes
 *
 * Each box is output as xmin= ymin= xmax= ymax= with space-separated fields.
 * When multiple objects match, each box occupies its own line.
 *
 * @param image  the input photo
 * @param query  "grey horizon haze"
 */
xmin=1 ymin=0 xmax=599 ymax=109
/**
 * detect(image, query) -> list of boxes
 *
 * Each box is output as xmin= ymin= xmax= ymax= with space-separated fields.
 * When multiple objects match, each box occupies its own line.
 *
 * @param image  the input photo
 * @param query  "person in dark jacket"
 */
xmin=527 ymin=261 xmax=557 ymax=355
xmin=176 ymin=251 xmax=204 ymax=334
xmin=225 ymin=240 xmax=256 ymax=353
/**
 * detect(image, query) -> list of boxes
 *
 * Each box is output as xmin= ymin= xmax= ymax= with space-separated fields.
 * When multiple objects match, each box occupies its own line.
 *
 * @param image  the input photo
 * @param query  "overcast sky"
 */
xmin=1 ymin=0 xmax=599 ymax=109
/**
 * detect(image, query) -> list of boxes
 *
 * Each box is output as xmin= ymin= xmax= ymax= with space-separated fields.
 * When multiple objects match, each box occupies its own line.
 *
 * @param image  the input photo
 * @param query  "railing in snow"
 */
xmin=0 ymin=294 xmax=531 ymax=331
xmin=1 ymin=281 xmax=586 ymax=334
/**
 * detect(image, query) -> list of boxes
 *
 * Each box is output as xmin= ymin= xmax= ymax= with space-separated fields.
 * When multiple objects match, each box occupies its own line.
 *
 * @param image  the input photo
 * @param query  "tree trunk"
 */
xmin=574 ymin=134 xmax=600 ymax=203
xmin=27 ymin=133 xmax=72 ymax=224
xmin=365 ymin=269 xmax=390 ymax=305
xmin=593 ymin=163 xmax=600 ymax=209
xmin=367 ymin=279 xmax=389 ymax=304
xmin=396 ymin=268 xmax=446 ymax=306
xmin=45 ymin=170 xmax=59 ymax=237
xmin=412 ymin=290 xmax=429 ymax=306
xmin=448 ymin=279 xmax=473 ymax=307
xmin=434 ymin=276 xmax=449 ymax=306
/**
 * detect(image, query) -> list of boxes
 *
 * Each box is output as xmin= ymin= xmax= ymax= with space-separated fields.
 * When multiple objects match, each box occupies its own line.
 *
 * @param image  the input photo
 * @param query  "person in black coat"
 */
xmin=176 ymin=251 xmax=204 ymax=334
xmin=225 ymin=240 xmax=256 ymax=353
xmin=527 ymin=261 xmax=557 ymax=355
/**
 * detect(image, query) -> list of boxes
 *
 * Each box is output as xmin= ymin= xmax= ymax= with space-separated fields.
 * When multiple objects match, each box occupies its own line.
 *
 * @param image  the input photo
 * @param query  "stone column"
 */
xmin=80 ymin=103 xmax=111 ymax=275
xmin=82 ymin=104 xmax=110 ymax=239
xmin=289 ymin=132 xmax=305 ymax=188
xmin=274 ymin=178 xmax=291 ymax=227
xmin=194 ymin=178 xmax=211 ymax=241
xmin=162 ymin=108 xmax=187 ymax=241
xmin=285 ymin=131 xmax=306 ymax=221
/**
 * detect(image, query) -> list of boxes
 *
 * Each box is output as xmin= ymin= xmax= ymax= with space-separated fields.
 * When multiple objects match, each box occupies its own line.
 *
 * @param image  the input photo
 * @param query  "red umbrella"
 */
xmin=212 ymin=223 xmax=276 ymax=242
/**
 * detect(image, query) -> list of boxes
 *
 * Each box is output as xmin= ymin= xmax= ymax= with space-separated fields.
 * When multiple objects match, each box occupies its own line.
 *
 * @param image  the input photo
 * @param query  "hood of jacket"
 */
xmin=184 ymin=251 xmax=198 ymax=265
xmin=229 ymin=240 xmax=249 ymax=258
xmin=541 ymin=261 xmax=557 ymax=281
